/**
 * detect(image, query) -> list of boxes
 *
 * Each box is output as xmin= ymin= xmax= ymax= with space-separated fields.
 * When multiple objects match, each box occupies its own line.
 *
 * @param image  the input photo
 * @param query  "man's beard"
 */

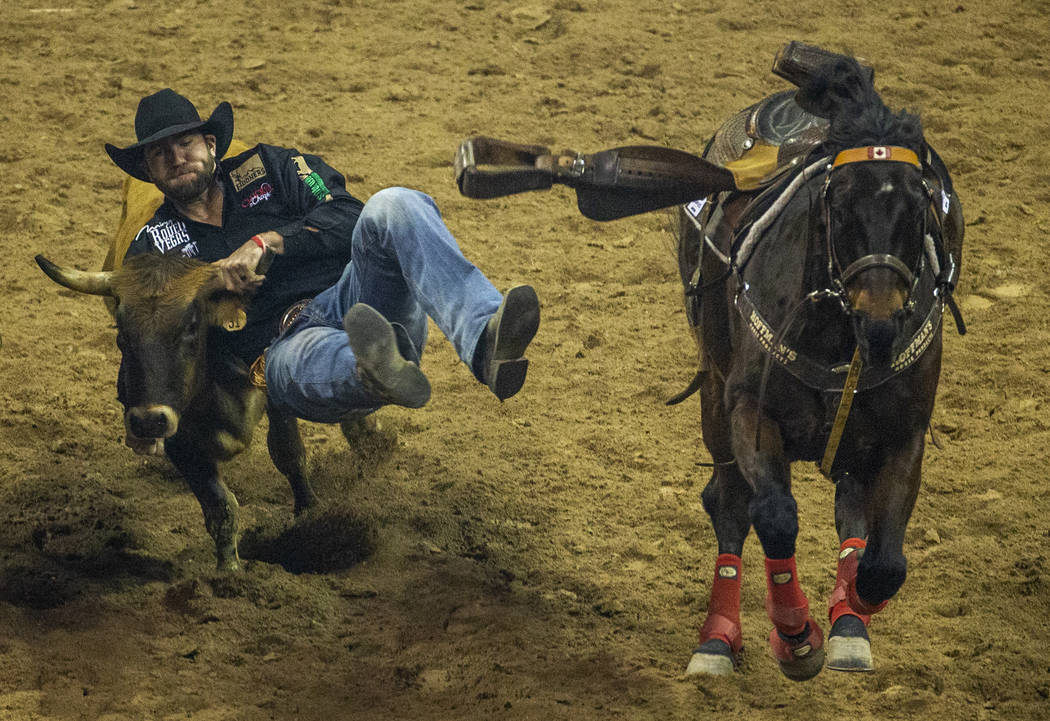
xmin=156 ymin=155 xmax=217 ymax=203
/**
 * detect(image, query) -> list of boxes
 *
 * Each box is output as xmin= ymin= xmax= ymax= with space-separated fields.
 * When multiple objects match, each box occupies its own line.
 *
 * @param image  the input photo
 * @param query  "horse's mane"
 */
xmin=797 ymin=57 xmax=924 ymax=154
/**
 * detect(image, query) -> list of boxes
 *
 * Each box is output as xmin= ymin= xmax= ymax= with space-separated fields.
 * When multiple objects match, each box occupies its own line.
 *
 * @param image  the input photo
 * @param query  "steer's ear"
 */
xmin=204 ymin=290 xmax=248 ymax=332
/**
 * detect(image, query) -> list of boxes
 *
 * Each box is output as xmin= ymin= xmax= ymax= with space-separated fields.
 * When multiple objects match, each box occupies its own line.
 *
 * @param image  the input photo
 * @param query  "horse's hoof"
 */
xmin=826 ymin=635 xmax=874 ymax=671
xmin=775 ymin=645 xmax=825 ymax=681
xmin=685 ymin=640 xmax=737 ymax=676
xmin=825 ymin=613 xmax=874 ymax=671
xmin=769 ymin=620 xmax=825 ymax=682
xmin=686 ymin=652 xmax=735 ymax=676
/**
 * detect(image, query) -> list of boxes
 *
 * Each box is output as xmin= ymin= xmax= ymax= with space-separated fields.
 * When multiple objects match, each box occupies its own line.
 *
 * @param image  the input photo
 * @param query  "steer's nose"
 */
xmin=126 ymin=405 xmax=179 ymax=439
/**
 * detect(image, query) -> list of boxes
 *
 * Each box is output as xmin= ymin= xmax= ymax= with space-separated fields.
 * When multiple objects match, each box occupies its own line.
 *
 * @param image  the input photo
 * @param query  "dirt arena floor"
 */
xmin=2 ymin=1 xmax=1048 ymax=719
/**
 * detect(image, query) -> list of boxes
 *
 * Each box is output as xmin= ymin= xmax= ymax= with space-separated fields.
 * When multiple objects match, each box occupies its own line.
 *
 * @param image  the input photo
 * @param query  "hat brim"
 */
xmin=106 ymin=101 xmax=234 ymax=182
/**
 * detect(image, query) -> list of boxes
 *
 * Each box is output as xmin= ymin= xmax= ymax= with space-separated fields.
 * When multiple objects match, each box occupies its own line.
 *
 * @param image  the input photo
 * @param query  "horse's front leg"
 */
xmin=827 ymin=471 xmax=876 ymax=671
xmin=731 ymin=394 xmax=825 ymax=681
xmin=686 ymin=377 xmax=752 ymax=677
xmin=827 ymin=433 xmax=923 ymax=671
xmin=855 ymin=433 xmax=922 ymax=608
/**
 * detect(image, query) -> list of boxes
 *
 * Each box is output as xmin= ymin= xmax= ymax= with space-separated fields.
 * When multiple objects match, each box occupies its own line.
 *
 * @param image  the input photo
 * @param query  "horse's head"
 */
xmin=824 ymin=147 xmax=929 ymax=366
xmin=805 ymin=57 xmax=933 ymax=367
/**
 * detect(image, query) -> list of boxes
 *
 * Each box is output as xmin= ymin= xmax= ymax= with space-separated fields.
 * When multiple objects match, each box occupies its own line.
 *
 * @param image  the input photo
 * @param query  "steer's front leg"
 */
xmin=266 ymin=403 xmax=317 ymax=515
xmin=166 ymin=434 xmax=242 ymax=571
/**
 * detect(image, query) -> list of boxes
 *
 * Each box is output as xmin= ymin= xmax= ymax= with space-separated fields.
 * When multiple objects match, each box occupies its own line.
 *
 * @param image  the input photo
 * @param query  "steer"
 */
xmin=36 ymin=252 xmax=317 ymax=570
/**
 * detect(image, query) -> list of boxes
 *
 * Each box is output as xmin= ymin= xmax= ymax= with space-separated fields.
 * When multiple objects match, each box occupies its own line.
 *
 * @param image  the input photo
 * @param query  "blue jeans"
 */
xmin=264 ymin=187 xmax=503 ymax=423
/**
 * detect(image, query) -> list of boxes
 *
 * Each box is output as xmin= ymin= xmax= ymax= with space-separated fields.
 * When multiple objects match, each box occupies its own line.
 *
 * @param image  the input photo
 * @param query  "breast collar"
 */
xmin=726 ymin=149 xmax=948 ymax=393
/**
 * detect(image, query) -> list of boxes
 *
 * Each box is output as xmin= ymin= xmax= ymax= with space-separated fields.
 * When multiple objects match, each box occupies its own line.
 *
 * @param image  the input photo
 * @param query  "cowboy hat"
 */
xmin=105 ymin=88 xmax=234 ymax=182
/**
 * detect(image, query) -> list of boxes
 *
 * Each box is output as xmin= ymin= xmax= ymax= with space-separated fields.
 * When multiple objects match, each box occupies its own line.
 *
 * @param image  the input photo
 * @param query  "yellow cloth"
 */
xmin=723 ymin=142 xmax=781 ymax=191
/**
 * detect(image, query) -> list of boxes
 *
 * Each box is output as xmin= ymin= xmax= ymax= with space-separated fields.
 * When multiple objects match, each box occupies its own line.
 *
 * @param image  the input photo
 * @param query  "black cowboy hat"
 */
xmin=105 ymin=88 xmax=234 ymax=182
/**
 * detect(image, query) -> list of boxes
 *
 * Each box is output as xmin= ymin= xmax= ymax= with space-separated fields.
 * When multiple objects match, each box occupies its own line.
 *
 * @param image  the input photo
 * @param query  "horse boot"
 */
xmin=765 ymin=556 xmax=825 ymax=681
xmin=826 ymin=538 xmax=877 ymax=671
xmin=686 ymin=553 xmax=744 ymax=676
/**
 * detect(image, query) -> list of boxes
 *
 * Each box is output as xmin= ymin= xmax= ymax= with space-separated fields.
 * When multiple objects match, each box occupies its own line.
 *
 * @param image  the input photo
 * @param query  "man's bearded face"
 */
xmin=143 ymin=132 xmax=217 ymax=203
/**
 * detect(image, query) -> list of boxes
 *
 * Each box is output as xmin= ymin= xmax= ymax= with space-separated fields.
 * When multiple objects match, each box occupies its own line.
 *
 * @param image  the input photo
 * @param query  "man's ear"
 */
xmin=204 ymin=133 xmax=217 ymax=158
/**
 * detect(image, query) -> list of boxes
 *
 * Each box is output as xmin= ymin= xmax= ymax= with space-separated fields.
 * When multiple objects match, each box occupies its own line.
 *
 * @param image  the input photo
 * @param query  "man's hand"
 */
xmin=213 ymin=231 xmax=284 ymax=293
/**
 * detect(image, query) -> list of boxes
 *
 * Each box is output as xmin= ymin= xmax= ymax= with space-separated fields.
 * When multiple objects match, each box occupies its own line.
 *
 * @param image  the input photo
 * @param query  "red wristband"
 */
xmin=251 ymin=234 xmax=266 ymax=249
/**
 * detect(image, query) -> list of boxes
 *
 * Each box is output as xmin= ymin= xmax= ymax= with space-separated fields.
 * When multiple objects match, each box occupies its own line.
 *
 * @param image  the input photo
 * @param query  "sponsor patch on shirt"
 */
xmin=143 ymin=218 xmax=193 ymax=254
xmin=292 ymin=155 xmax=333 ymax=202
xmin=241 ymin=182 xmax=274 ymax=209
xmin=229 ymin=153 xmax=267 ymax=192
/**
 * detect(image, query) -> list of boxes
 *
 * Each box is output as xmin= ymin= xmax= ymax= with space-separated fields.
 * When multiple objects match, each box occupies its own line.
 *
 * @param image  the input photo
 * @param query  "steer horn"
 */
xmin=35 ymin=255 xmax=116 ymax=296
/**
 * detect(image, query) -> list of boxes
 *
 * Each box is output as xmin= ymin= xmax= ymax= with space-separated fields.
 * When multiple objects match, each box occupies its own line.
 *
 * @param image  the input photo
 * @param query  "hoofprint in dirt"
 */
xmin=1 ymin=1 xmax=1049 ymax=720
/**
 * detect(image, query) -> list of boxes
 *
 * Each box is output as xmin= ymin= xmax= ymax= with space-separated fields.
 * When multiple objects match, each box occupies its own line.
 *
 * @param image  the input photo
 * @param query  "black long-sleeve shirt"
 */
xmin=125 ymin=143 xmax=364 ymax=364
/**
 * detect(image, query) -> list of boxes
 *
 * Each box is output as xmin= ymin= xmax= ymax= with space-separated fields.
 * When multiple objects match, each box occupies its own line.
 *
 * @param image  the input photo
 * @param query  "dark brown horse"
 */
xmin=674 ymin=57 xmax=964 ymax=679
xmin=454 ymin=45 xmax=964 ymax=681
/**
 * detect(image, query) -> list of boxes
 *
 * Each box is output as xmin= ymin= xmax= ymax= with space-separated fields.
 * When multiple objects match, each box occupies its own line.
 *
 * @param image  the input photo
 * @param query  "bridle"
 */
xmin=821 ymin=145 xmax=929 ymax=318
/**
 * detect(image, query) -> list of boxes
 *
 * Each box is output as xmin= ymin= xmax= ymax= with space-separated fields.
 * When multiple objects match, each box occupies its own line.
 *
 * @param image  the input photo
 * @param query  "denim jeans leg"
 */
xmin=264 ymin=187 xmax=504 ymax=423
xmin=346 ymin=187 xmax=503 ymax=363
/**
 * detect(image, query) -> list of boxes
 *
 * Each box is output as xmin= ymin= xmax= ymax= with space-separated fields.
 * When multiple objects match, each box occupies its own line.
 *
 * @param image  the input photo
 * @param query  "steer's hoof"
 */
xmin=769 ymin=619 xmax=825 ymax=682
xmin=826 ymin=614 xmax=874 ymax=672
xmin=685 ymin=640 xmax=737 ymax=676
xmin=215 ymin=544 xmax=241 ymax=572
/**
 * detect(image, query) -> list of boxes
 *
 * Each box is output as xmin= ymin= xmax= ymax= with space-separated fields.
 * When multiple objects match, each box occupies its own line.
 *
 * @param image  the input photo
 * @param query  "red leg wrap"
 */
xmin=768 ymin=617 xmax=824 ymax=664
xmin=828 ymin=538 xmax=872 ymax=627
xmin=848 ymin=579 xmax=890 ymax=616
xmin=699 ymin=553 xmax=743 ymax=653
xmin=764 ymin=556 xmax=810 ymax=636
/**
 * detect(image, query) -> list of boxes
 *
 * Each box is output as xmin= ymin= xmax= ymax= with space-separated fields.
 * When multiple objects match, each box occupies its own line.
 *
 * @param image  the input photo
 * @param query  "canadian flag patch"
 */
xmin=869 ymin=146 xmax=890 ymax=160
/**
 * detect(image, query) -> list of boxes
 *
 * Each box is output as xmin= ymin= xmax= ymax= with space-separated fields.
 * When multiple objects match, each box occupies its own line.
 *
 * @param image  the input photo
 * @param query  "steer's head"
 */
xmin=36 ymin=253 xmax=250 ymax=446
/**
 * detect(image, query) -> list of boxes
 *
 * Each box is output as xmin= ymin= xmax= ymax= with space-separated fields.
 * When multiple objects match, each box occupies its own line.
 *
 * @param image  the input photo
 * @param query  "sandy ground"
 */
xmin=2 ymin=1 xmax=1049 ymax=719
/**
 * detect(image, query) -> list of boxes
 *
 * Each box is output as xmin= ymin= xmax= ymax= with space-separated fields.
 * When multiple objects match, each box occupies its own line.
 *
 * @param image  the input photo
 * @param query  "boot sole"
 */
xmin=488 ymin=285 xmax=540 ymax=400
xmin=344 ymin=304 xmax=431 ymax=409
